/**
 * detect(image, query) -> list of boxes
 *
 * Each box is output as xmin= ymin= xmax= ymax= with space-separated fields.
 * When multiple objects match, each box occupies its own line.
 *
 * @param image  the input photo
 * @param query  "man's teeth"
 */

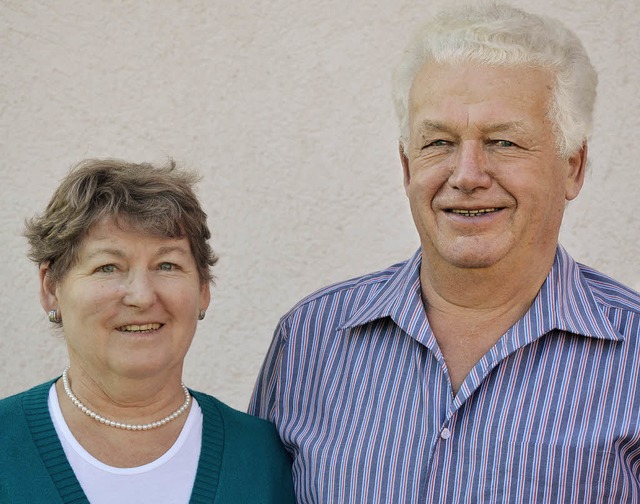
xmin=119 ymin=323 xmax=162 ymax=332
xmin=451 ymin=208 xmax=498 ymax=216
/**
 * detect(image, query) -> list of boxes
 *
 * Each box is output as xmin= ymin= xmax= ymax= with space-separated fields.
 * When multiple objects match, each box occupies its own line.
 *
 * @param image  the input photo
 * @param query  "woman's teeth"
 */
xmin=118 ymin=323 xmax=162 ymax=332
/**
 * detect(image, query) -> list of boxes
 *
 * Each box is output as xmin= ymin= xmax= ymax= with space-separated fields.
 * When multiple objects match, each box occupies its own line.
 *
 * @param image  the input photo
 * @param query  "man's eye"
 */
xmin=424 ymin=139 xmax=450 ymax=149
xmin=97 ymin=264 xmax=116 ymax=273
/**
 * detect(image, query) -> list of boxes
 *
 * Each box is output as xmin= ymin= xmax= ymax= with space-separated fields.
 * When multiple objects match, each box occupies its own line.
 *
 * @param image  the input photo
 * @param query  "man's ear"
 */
xmin=565 ymin=142 xmax=588 ymax=201
xmin=39 ymin=263 xmax=59 ymax=314
xmin=400 ymin=142 xmax=411 ymax=190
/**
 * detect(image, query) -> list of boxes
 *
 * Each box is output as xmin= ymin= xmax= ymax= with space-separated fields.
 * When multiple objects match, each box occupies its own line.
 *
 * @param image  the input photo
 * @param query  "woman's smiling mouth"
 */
xmin=117 ymin=323 xmax=163 ymax=333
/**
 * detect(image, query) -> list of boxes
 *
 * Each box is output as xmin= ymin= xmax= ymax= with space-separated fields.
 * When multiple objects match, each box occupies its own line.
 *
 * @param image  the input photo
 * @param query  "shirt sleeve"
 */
xmin=248 ymin=318 xmax=289 ymax=423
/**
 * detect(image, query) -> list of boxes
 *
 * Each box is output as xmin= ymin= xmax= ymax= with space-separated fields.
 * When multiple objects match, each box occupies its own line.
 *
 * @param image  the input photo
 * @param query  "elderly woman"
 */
xmin=0 ymin=159 xmax=295 ymax=503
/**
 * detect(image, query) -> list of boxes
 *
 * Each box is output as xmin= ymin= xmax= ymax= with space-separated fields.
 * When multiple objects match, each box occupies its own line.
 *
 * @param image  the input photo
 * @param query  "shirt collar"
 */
xmin=541 ymin=244 xmax=623 ymax=342
xmin=339 ymin=249 xmax=433 ymax=347
xmin=340 ymin=246 xmax=624 ymax=345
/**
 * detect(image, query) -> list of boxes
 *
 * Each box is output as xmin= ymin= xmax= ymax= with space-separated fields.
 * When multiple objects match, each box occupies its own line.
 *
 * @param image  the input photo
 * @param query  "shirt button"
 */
xmin=440 ymin=427 xmax=451 ymax=440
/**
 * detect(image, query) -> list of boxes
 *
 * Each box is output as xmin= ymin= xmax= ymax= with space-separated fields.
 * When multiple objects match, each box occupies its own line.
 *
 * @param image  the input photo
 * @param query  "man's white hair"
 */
xmin=392 ymin=2 xmax=598 ymax=158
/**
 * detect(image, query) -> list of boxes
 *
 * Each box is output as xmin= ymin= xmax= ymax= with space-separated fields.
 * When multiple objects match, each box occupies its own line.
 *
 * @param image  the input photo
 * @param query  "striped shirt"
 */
xmin=249 ymin=246 xmax=640 ymax=503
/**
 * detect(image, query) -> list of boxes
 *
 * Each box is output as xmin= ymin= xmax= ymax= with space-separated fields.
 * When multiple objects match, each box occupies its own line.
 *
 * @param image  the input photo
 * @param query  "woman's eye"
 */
xmin=97 ymin=264 xmax=116 ymax=273
xmin=494 ymin=140 xmax=515 ymax=147
xmin=159 ymin=262 xmax=176 ymax=271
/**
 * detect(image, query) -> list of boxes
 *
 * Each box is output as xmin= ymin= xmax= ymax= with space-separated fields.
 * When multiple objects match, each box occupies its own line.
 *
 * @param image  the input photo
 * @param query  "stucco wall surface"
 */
xmin=1 ymin=0 xmax=639 ymax=409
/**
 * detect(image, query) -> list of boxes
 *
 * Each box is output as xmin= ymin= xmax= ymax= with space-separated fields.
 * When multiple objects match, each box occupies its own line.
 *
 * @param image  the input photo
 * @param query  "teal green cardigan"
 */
xmin=0 ymin=380 xmax=295 ymax=503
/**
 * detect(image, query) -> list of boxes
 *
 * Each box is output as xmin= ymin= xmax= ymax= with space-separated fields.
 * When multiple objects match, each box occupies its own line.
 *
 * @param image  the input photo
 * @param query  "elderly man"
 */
xmin=250 ymin=3 xmax=640 ymax=502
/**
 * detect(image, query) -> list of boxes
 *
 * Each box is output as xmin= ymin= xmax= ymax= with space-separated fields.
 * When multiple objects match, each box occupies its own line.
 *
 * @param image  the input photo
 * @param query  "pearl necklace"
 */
xmin=61 ymin=367 xmax=191 ymax=431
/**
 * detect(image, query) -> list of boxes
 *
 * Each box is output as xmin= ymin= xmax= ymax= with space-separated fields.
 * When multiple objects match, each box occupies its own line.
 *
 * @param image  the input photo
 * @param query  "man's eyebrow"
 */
xmin=477 ymin=121 xmax=529 ymax=135
xmin=416 ymin=119 xmax=530 ymax=135
xmin=416 ymin=120 xmax=452 ymax=134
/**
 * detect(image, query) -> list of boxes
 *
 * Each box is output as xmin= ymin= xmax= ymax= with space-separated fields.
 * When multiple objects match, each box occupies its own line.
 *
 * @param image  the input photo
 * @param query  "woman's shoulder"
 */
xmin=0 ymin=380 xmax=56 ymax=417
xmin=190 ymin=389 xmax=282 ymax=440
xmin=190 ymin=390 xmax=295 ymax=502
xmin=190 ymin=389 xmax=292 ymax=464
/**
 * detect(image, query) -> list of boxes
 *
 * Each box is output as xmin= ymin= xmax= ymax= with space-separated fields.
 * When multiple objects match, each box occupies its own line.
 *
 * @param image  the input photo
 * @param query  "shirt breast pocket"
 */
xmin=490 ymin=442 xmax=632 ymax=503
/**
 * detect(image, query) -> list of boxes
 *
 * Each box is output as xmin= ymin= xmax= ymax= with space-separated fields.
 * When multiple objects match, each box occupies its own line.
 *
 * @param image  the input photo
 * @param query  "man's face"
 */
xmin=401 ymin=61 xmax=585 ymax=273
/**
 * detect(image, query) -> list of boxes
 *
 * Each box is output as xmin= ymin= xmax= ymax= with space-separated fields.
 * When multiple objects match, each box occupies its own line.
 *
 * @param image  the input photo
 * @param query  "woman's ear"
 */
xmin=200 ymin=281 xmax=211 ymax=312
xmin=39 ymin=263 xmax=59 ymax=313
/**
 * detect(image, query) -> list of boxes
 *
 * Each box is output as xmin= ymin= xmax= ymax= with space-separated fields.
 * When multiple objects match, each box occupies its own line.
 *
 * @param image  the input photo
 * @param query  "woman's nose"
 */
xmin=121 ymin=270 xmax=157 ymax=309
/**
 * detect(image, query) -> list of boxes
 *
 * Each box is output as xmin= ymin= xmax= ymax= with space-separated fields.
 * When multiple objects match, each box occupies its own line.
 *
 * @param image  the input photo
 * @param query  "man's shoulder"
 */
xmin=282 ymin=257 xmax=412 ymax=318
xmin=577 ymin=262 xmax=640 ymax=314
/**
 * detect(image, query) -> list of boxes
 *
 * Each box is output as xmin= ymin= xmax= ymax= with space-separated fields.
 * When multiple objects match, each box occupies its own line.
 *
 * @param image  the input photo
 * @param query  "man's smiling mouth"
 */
xmin=449 ymin=208 xmax=499 ymax=216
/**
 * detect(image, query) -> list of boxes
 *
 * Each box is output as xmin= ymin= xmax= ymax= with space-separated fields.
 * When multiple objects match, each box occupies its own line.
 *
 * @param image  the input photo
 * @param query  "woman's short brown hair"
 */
xmin=25 ymin=158 xmax=218 ymax=283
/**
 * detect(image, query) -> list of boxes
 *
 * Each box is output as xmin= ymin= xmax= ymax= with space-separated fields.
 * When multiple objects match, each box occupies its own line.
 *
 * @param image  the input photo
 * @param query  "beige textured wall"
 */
xmin=1 ymin=0 xmax=639 ymax=409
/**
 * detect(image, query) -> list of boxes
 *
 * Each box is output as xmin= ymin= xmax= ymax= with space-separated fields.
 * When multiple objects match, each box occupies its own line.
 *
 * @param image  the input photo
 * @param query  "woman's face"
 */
xmin=40 ymin=216 xmax=210 ymax=382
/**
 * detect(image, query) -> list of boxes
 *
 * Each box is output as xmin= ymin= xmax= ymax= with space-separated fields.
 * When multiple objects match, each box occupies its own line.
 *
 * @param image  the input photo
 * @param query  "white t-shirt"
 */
xmin=48 ymin=384 xmax=203 ymax=504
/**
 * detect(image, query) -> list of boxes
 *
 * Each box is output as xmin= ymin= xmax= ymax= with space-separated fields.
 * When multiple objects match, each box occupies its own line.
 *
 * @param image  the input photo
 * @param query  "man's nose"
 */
xmin=447 ymin=141 xmax=492 ymax=193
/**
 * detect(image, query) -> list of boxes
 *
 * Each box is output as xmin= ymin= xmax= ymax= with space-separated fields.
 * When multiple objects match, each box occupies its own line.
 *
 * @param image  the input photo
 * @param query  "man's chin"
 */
xmin=428 ymin=243 xmax=511 ymax=271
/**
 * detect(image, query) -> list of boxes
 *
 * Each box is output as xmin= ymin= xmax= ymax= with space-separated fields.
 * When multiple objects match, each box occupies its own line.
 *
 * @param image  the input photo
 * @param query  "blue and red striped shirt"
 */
xmin=249 ymin=246 xmax=640 ymax=503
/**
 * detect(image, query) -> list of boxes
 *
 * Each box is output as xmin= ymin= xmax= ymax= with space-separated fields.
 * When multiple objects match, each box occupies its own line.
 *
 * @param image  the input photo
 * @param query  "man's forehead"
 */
xmin=410 ymin=60 xmax=553 ymax=90
xmin=408 ymin=62 xmax=553 ymax=119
